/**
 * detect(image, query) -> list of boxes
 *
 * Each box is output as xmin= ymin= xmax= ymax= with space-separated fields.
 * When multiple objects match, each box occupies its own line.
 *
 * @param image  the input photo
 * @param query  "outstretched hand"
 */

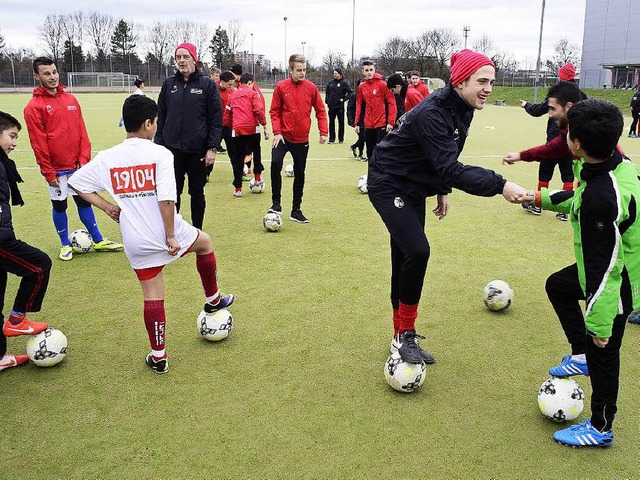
xmin=502 ymin=152 xmax=521 ymax=165
xmin=432 ymin=194 xmax=449 ymax=220
xmin=502 ymin=181 xmax=531 ymax=204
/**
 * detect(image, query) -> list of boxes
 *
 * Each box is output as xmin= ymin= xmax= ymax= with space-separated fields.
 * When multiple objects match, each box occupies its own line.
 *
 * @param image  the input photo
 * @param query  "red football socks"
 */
xmin=144 ymin=300 xmax=166 ymax=359
xmin=392 ymin=309 xmax=401 ymax=336
xmin=398 ymin=302 xmax=419 ymax=332
xmin=196 ymin=252 xmax=219 ymax=302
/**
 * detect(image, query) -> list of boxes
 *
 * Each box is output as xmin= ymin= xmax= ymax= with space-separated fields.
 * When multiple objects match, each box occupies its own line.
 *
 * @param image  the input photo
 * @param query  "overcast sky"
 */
xmin=2 ymin=0 xmax=586 ymax=69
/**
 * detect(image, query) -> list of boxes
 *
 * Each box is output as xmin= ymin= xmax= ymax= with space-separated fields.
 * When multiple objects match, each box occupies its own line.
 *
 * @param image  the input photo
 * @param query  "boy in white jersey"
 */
xmin=69 ymin=95 xmax=234 ymax=374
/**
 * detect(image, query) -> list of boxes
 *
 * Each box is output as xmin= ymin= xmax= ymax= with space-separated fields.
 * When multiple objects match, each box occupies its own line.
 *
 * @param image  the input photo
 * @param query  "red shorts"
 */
xmin=133 ymin=233 xmax=199 ymax=282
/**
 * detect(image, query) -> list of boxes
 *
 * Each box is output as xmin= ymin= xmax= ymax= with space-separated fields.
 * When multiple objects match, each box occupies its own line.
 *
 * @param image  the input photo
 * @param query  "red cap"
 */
xmin=558 ymin=63 xmax=576 ymax=81
xmin=175 ymin=42 xmax=198 ymax=63
xmin=449 ymin=49 xmax=495 ymax=86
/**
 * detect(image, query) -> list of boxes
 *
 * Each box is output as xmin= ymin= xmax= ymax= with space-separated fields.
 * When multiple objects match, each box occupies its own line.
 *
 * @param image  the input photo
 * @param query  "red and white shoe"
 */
xmin=2 ymin=318 xmax=49 ymax=337
xmin=0 ymin=354 xmax=29 ymax=372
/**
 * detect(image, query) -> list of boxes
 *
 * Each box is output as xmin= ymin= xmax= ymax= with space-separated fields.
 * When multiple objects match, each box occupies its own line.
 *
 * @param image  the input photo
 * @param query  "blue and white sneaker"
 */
xmin=549 ymin=354 xmax=589 ymax=377
xmin=203 ymin=293 xmax=235 ymax=313
xmin=554 ymin=418 xmax=613 ymax=448
xmin=628 ymin=310 xmax=640 ymax=325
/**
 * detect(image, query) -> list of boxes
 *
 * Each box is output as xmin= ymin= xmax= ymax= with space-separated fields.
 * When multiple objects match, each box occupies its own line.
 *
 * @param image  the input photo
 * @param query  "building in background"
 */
xmin=581 ymin=0 xmax=640 ymax=88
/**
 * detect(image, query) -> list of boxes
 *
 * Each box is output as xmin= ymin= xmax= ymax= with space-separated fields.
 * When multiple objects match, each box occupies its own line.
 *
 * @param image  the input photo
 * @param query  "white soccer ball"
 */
xmin=263 ymin=212 xmax=282 ymax=232
xmin=284 ymin=164 xmax=294 ymax=177
xmin=384 ymin=351 xmax=426 ymax=393
xmin=197 ymin=308 xmax=233 ymax=341
xmin=25 ymin=328 xmax=68 ymax=367
xmin=538 ymin=377 xmax=585 ymax=422
xmin=249 ymin=178 xmax=265 ymax=193
xmin=357 ymin=174 xmax=368 ymax=194
xmin=483 ymin=280 xmax=513 ymax=311
xmin=70 ymin=229 xmax=93 ymax=253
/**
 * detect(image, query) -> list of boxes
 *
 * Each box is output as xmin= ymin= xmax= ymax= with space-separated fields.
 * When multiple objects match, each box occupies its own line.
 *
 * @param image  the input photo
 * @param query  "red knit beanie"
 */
xmin=449 ymin=49 xmax=495 ymax=86
xmin=175 ymin=42 xmax=198 ymax=63
xmin=558 ymin=63 xmax=576 ymax=81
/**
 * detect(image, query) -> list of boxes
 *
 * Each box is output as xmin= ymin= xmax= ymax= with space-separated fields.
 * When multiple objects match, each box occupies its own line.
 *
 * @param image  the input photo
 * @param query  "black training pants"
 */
xmin=0 ymin=238 xmax=52 ymax=357
xmin=271 ymin=139 xmax=309 ymax=211
xmin=545 ymin=263 xmax=631 ymax=431
xmin=328 ymin=108 xmax=345 ymax=143
xmin=365 ymin=127 xmax=387 ymax=162
xmin=630 ymin=110 xmax=639 ymax=136
xmin=538 ymin=157 xmax=574 ymax=184
xmin=368 ymin=177 xmax=429 ymax=308
xmin=231 ymin=135 xmax=264 ymax=188
xmin=171 ymin=150 xmax=207 ymax=230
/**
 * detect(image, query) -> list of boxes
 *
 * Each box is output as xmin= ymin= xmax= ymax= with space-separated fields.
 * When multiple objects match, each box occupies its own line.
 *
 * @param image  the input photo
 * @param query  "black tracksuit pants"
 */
xmin=538 ymin=157 xmax=574 ymax=184
xmin=630 ymin=110 xmax=639 ymax=135
xmin=271 ymin=139 xmax=309 ymax=211
xmin=545 ymin=263 xmax=631 ymax=432
xmin=365 ymin=127 xmax=387 ymax=162
xmin=231 ymin=135 xmax=264 ymax=188
xmin=171 ymin=150 xmax=207 ymax=230
xmin=0 ymin=238 xmax=52 ymax=358
xmin=368 ymin=176 xmax=430 ymax=309
xmin=328 ymin=107 xmax=345 ymax=143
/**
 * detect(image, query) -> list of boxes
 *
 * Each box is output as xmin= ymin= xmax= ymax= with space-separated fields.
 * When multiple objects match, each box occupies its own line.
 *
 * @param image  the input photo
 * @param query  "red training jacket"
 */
xmin=23 ymin=84 xmax=91 ymax=182
xmin=219 ymin=86 xmax=236 ymax=127
xmin=414 ymin=81 xmax=430 ymax=98
xmin=520 ymin=129 xmax=573 ymax=162
xmin=404 ymin=87 xmax=424 ymax=113
xmin=224 ymin=84 xmax=267 ymax=137
xmin=270 ymin=78 xmax=328 ymax=143
xmin=355 ymin=73 xmax=397 ymax=129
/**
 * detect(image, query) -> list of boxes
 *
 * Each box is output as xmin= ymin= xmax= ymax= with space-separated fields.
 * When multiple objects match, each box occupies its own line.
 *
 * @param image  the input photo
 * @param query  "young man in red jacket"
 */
xmin=354 ymin=61 xmax=397 ymax=162
xmin=409 ymin=71 xmax=430 ymax=98
xmin=224 ymin=73 xmax=269 ymax=197
xmin=207 ymin=71 xmax=236 ymax=179
xmin=268 ymin=54 xmax=328 ymax=224
xmin=23 ymin=57 xmax=123 ymax=261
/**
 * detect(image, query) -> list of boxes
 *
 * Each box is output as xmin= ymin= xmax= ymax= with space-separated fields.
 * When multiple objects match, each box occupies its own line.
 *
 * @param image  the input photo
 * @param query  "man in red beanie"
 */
xmin=368 ymin=49 xmax=529 ymax=368
xmin=155 ymin=42 xmax=222 ymax=229
xmin=518 ymin=62 xmax=586 ymax=220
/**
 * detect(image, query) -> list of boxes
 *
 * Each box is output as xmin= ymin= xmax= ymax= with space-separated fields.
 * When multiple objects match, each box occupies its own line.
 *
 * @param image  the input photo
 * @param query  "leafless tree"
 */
xmin=427 ymin=28 xmax=460 ymax=80
xmin=546 ymin=37 xmax=581 ymax=73
xmin=472 ymin=33 xmax=496 ymax=57
xmin=227 ymin=19 xmax=245 ymax=58
xmin=60 ymin=11 xmax=84 ymax=71
xmin=0 ymin=28 xmax=5 ymax=53
xmin=192 ymin=23 xmax=211 ymax=63
xmin=321 ymin=50 xmax=345 ymax=73
xmin=407 ymin=31 xmax=432 ymax=75
xmin=375 ymin=36 xmax=412 ymax=73
xmin=86 ymin=12 xmax=115 ymax=58
xmin=39 ymin=14 xmax=65 ymax=64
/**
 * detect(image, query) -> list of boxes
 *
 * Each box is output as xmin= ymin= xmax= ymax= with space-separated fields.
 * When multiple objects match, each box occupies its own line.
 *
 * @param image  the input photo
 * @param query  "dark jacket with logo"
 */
xmin=368 ymin=84 xmax=506 ymax=199
xmin=325 ymin=77 xmax=353 ymax=110
xmin=155 ymin=70 xmax=222 ymax=153
xmin=0 ymin=148 xmax=23 ymax=244
xmin=630 ymin=89 xmax=640 ymax=112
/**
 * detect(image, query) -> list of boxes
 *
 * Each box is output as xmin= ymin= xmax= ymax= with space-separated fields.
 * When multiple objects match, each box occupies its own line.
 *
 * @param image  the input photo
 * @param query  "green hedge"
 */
xmin=491 ymin=86 xmax=636 ymax=111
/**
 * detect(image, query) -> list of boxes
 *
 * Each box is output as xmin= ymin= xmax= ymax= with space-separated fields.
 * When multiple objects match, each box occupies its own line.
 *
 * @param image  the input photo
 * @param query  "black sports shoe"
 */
xmin=396 ymin=330 xmax=432 ymax=364
xmin=146 ymin=353 xmax=169 ymax=374
xmin=555 ymin=212 xmax=568 ymax=221
xmin=350 ymin=144 xmax=358 ymax=158
xmin=204 ymin=293 xmax=235 ymax=313
xmin=290 ymin=210 xmax=309 ymax=223
xmin=268 ymin=202 xmax=282 ymax=214
xmin=218 ymin=147 xmax=227 ymax=154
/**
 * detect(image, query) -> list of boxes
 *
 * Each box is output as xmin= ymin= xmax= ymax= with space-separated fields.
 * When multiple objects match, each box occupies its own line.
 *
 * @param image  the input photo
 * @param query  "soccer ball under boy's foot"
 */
xmin=538 ymin=376 xmax=584 ymax=422
xmin=263 ymin=212 xmax=282 ymax=232
xmin=26 ymin=328 xmax=68 ymax=367
xmin=249 ymin=179 xmax=265 ymax=193
xmin=197 ymin=309 xmax=233 ymax=341
xmin=70 ymin=229 xmax=93 ymax=253
xmin=384 ymin=351 xmax=426 ymax=393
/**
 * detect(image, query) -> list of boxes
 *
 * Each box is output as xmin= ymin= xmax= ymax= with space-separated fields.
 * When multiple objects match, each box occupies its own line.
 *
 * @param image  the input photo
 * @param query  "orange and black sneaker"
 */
xmin=2 ymin=318 xmax=48 ymax=337
xmin=0 ymin=354 xmax=29 ymax=372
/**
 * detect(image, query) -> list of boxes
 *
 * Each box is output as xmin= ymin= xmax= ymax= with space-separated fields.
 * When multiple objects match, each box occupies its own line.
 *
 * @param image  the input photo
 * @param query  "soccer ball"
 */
xmin=25 ymin=328 xmax=68 ymax=367
xmin=249 ymin=178 xmax=265 ymax=193
xmin=197 ymin=309 xmax=233 ymax=341
xmin=263 ymin=212 xmax=282 ymax=232
xmin=384 ymin=351 xmax=426 ymax=393
xmin=284 ymin=164 xmax=294 ymax=177
xmin=357 ymin=175 xmax=368 ymax=194
xmin=538 ymin=377 xmax=585 ymax=422
xmin=70 ymin=229 xmax=93 ymax=253
xmin=483 ymin=280 xmax=513 ymax=311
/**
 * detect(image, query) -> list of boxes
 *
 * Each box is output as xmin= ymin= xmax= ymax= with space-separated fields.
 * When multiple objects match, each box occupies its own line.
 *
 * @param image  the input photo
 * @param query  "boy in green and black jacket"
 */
xmin=527 ymin=99 xmax=640 ymax=447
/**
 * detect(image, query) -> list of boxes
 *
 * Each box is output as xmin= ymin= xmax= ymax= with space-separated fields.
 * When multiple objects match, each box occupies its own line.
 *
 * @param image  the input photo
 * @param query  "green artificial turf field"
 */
xmin=1 ymin=91 xmax=640 ymax=478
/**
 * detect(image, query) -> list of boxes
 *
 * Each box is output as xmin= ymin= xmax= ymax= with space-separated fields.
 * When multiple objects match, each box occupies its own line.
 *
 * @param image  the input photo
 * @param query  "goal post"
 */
xmin=67 ymin=72 xmax=137 ymax=93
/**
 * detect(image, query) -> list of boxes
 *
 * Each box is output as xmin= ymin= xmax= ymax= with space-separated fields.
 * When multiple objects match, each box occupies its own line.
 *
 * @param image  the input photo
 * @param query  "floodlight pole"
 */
xmin=351 ymin=0 xmax=356 ymax=67
xmin=284 ymin=17 xmax=288 ymax=73
xmin=533 ymin=0 xmax=546 ymax=103
xmin=463 ymin=26 xmax=470 ymax=49
xmin=302 ymin=41 xmax=306 ymax=57
xmin=251 ymin=33 xmax=254 ymax=75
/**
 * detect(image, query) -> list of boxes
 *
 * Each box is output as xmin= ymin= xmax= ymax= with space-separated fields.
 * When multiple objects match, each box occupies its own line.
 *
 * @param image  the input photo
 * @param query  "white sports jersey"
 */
xmin=69 ymin=137 xmax=198 ymax=269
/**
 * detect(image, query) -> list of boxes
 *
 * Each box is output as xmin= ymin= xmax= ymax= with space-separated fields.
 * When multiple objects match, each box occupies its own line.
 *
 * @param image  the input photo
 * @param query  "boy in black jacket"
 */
xmin=0 ymin=111 xmax=51 ymax=372
xmin=347 ymin=80 xmax=366 ymax=160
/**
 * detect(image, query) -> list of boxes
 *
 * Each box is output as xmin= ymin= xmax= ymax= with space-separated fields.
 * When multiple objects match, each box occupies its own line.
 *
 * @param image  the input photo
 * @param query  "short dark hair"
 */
xmin=230 ymin=64 xmax=243 ymax=75
xmin=0 ymin=111 xmax=22 ymax=133
xmin=386 ymin=73 xmax=404 ymax=89
xmin=220 ymin=71 xmax=235 ymax=83
xmin=134 ymin=78 xmax=144 ymax=88
xmin=122 ymin=95 xmax=157 ymax=133
xmin=361 ymin=60 xmax=374 ymax=67
xmin=547 ymin=81 xmax=582 ymax=107
xmin=239 ymin=73 xmax=254 ymax=84
xmin=567 ymin=99 xmax=623 ymax=160
xmin=33 ymin=56 xmax=55 ymax=74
